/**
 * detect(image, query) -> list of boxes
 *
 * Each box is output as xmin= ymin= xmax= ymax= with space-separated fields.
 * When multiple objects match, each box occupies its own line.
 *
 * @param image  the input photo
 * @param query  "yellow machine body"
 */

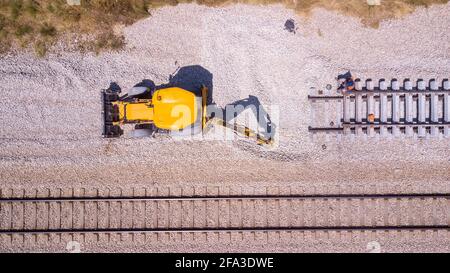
xmin=115 ymin=87 xmax=199 ymax=131
xmin=118 ymin=101 xmax=154 ymax=122
xmin=152 ymin=87 xmax=198 ymax=130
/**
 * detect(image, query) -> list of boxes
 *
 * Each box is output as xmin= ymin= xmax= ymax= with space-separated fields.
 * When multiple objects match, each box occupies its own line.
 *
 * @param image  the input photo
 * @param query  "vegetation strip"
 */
xmin=0 ymin=0 xmax=448 ymax=56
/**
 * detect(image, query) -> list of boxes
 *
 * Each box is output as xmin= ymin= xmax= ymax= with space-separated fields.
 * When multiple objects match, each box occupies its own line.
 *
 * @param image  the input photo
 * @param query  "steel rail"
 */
xmin=1 ymin=193 xmax=449 ymax=202
xmin=1 ymin=225 xmax=449 ymax=235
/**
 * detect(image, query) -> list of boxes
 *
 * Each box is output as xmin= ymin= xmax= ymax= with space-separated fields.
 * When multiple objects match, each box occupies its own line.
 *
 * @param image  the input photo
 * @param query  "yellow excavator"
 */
xmin=102 ymin=85 xmax=273 ymax=145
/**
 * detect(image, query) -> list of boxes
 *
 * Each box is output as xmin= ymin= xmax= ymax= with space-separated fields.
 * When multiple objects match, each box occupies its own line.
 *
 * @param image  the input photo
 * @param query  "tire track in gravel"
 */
xmin=47 ymin=61 xmax=86 ymax=92
xmin=0 ymin=58 xmax=98 ymax=140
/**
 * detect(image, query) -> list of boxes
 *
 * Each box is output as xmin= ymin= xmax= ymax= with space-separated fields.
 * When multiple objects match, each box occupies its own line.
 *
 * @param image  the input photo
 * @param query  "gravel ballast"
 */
xmin=0 ymin=3 xmax=449 ymax=252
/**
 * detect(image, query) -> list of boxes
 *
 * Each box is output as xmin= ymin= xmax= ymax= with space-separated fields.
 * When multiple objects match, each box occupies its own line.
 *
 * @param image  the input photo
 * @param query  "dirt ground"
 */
xmin=0 ymin=3 xmax=449 ymax=252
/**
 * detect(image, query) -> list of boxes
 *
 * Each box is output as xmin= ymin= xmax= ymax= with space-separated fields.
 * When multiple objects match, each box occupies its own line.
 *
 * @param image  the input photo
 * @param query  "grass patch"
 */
xmin=0 ymin=0 xmax=152 ymax=55
xmin=14 ymin=24 xmax=32 ymax=37
xmin=39 ymin=23 xmax=57 ymax=37
xmin=34 ymin=39 xmax=47 ymax=57
xmin=288 ymin=0 xmax=450 ymax=25
xmin=0 ymin=0 xmax=448 ymax=56
xmin=25 ymin=0 xmax=39 ymax=16
xmin=93 ymin=31 xmax=126 ymax=54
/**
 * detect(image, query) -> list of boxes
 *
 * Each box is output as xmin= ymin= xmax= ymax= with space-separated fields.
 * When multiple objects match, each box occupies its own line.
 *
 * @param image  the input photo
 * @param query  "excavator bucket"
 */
xmin=205 ymin=118 xmax=274 ymax=146
xmin=101 ymin=89 xmax=123 ymax=138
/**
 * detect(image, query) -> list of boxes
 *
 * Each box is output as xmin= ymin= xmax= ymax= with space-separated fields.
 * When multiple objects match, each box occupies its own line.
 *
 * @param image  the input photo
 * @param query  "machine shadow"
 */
xmin=224 ymin=95 xmax=275 ymax=139
xmin=154 ymin=65 xmax=214 ymax=104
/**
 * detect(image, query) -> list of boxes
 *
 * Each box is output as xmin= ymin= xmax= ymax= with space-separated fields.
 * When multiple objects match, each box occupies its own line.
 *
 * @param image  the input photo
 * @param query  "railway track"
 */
xmin=309 ymin=78 xmax=450 ymax=137
xmin=1 ymin=193 xmax=449 ymax=240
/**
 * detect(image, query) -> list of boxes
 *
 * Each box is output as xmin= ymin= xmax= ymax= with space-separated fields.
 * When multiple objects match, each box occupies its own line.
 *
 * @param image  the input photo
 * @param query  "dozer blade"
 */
xmin=101 ymin=90 xmax=123 ymax=138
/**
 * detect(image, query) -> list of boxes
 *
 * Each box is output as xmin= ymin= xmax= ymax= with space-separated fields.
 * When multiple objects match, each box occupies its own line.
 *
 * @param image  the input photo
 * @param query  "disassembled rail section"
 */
xmin=309 ymin=78 xmax=450 ymax=137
